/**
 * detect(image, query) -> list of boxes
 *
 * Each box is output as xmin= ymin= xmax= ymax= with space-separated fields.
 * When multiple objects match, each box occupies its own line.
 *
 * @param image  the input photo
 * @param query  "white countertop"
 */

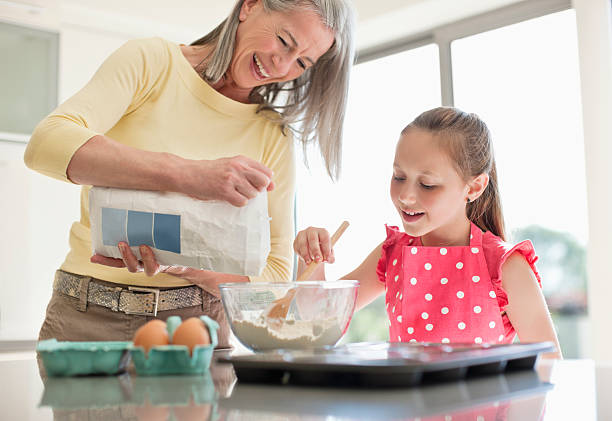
xmin=0 ymin=351 xmax=609 ymax=420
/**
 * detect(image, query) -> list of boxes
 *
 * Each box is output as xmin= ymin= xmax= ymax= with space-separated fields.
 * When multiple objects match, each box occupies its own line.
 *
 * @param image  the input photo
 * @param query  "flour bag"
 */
xmin=89 ymin=187 xmax=270 ymax=276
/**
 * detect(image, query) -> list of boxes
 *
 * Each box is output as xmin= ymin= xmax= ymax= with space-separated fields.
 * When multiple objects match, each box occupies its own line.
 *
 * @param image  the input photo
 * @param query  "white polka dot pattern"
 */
xmin=382 ymin=223 xmax=505 ymax=346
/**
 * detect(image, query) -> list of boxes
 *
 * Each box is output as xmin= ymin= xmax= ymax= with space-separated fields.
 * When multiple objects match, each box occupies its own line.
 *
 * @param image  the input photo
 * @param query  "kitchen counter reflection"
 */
xmin=0 ymin=351 xmax=607 ymax=420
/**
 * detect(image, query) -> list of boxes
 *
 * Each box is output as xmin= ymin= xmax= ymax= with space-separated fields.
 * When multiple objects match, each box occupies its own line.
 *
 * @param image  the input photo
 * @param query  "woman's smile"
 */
xmin=252 ymin=53 xmax=271 ymax=80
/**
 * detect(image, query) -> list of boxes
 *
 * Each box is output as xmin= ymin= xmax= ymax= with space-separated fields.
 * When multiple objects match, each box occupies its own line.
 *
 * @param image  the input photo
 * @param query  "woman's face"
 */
xmin=390 ymin=129 xmax=472 ymax=242
xmin=231 ymin=0 xmax=335 ymax=89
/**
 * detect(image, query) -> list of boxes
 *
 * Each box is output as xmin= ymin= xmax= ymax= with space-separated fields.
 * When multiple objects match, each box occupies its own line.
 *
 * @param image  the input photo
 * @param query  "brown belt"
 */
xmin=53 ymin=270 xmax=203 ymax=317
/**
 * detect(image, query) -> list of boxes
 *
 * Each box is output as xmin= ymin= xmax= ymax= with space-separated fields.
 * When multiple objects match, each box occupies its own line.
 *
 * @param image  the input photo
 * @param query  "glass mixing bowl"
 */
xmin=218 ymin=280 xmax=359 ymax=351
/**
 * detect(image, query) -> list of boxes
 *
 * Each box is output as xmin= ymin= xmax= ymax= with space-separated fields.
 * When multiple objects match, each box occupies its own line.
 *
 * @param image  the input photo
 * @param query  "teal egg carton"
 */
xmin=37 ymin=339 xmax=132 ymax=377
xmin=131 ymin=315 xmax=219 ymax=376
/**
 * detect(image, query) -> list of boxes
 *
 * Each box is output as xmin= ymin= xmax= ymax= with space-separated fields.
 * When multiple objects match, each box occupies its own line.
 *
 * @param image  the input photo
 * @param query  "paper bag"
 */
xmin=89 ymin=187 xmax=270 ymax=276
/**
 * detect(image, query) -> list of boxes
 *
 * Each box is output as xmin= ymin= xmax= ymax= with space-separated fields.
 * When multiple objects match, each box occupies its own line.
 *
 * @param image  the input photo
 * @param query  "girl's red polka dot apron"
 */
xmin=386 ymin=222 xmax=505 ymax=344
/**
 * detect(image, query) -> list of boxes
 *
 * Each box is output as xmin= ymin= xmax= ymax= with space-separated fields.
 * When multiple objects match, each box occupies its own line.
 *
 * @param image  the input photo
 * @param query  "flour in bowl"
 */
xmin=231 ymin=316 xmax=343 ymax=350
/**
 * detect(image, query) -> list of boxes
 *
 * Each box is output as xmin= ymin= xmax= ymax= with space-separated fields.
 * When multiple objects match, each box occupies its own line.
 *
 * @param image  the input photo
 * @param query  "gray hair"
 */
xmin=191 ymin=0 xmax=356 ymax=180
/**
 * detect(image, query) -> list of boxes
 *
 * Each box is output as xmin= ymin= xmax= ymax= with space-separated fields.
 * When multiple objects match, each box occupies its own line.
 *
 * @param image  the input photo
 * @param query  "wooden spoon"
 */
xmin=264 ymin=221 xmax=350 ymax=320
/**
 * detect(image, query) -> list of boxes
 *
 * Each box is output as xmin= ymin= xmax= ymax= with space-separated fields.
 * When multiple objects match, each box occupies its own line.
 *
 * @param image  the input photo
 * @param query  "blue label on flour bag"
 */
xmin=101 ymin=207 xmax=128 ymax=246
xmin=153 ymin=213 xmax=181 ymax=254
xmin=102 ymin=207 xmax=181 ymax=253
xmin=127 ymin=211 xmax=154 ymax=247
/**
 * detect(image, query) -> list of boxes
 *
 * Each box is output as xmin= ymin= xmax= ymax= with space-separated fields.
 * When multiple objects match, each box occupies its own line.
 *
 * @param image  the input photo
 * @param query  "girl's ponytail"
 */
xmin=403 ymin=107 xmax=506 ymax=240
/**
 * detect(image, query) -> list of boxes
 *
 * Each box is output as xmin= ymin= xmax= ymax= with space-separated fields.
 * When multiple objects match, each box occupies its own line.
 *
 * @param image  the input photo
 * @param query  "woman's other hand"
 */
xmin=293 ymin=227 xmax=335 ymax=265
xmin=90 ymin=242 xmax=169 ymax=276
xmin=90 ymin=242 xmax=240 ymax=297
xmin=184 ymin=155 xmax=275 ymax=207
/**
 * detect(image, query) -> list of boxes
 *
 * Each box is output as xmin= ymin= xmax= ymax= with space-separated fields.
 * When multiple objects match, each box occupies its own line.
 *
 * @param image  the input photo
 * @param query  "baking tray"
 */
xmin=218 ymin=341 xmax=555 ymax=387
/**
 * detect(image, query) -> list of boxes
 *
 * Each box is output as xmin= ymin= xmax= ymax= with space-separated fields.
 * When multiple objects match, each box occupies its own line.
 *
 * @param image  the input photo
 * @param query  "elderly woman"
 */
xmin=25 ymin=0 xmax=355 ymax=347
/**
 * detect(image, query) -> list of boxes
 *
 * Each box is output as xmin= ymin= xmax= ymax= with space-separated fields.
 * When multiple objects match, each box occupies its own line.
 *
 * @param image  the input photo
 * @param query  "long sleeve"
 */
xmin=249 ymin=123 xmax=296 ymax=282
xmin=24 ymin=38 xmax=166 ymax=182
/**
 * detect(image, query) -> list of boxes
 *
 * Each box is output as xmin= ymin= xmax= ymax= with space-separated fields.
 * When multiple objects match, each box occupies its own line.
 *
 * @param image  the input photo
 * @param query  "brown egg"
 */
xmin=173 ymin=397 xmax=212 ymax=421
xmin=133 ymin=319 xmax=169 ymax=354
xmin=171 ymin=317 xmax=211 ymax=355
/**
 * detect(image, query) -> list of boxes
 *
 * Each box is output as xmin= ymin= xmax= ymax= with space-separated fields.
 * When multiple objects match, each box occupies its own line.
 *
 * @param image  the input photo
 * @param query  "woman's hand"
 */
xmin=67 ymin=136 xmax=274 ymax=208
xmin=293 ymin=227 xmax=335 ymax=265
xmin=183 ymin=155 xmax=275 ymax=207
xmin=89 ymin=242 xmax=249 ymax=297
xmin=90 ymin=242 xmax=168 ymax=276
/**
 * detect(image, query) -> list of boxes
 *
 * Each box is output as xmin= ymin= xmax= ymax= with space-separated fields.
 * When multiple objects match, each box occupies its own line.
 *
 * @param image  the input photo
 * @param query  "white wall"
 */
xmin=573 ymin=0 xmax=612 ymax=362
xmin=0 ymin=3 xmax=214 ymax=342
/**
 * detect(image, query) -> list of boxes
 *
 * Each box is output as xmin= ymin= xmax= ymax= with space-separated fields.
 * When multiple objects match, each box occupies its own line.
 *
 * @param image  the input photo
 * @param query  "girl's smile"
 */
xmin=399 ymin=209 xmax=425 ymax=223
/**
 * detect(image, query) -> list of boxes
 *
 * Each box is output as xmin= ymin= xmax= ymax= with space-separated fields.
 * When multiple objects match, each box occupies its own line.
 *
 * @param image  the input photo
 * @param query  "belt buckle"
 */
xmin=125 ymin=286 xmax=160 ymax=317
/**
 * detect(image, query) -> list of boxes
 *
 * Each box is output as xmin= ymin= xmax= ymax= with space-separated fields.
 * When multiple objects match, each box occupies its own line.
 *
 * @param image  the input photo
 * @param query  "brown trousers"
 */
xmin=38 ymin=275 xmax=231 ymax=348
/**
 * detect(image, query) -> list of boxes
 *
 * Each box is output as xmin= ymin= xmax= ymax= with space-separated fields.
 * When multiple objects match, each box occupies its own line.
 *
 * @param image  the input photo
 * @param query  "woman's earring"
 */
xmin=466 ymin=197 xmax=471 ymax=203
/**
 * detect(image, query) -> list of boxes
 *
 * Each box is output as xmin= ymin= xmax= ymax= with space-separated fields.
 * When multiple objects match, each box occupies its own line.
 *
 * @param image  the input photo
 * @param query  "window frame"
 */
xmin=356 ymin=0 xmax=571 ymax=107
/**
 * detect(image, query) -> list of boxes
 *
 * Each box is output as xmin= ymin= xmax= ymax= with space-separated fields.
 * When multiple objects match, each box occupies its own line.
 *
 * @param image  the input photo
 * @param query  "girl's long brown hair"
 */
xmin=402 ymin=107 xmax=506 ymax=240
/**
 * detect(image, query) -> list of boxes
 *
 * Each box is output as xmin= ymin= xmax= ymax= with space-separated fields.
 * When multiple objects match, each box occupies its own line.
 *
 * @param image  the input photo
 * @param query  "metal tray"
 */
xmin=218 ymin=341 xmax=555 ymax=387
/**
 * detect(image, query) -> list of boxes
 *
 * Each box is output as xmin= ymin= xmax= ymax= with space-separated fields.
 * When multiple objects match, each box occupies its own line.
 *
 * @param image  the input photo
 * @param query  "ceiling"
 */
xmin=4 ymin=0 xmax=524 ymax=50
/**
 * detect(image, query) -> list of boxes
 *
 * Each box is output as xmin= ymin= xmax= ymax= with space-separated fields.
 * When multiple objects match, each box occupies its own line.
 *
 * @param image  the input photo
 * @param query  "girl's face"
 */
xmin=231 ymin=0 xmax=335 ymax=89
xmin=390 ymin=129 xmax=475 ymax=242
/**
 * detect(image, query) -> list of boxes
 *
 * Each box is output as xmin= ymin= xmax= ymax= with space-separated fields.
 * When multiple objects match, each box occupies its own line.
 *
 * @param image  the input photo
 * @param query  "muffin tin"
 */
xmin=219 ymin=341 xmax=556 ymax=387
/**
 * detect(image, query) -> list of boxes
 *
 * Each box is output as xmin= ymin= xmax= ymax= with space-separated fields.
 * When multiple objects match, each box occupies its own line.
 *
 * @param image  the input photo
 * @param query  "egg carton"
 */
xmin=37 ymin=339 xmax=132 ymax=377
xmin=131 ymin=315 xmax=219 ymax=376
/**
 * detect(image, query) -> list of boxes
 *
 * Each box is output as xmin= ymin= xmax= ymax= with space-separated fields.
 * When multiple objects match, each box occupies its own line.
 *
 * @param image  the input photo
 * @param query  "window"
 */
xmin=452 ymin=9 xmax=587 ymax=357
xmin=297 ymin=4 xmax=587 ymax=355
xmin=0 ymin=21 xmax=58 ymax=140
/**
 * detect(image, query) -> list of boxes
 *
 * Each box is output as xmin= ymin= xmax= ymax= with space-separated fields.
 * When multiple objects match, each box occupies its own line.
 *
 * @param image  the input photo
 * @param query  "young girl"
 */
xmin=294 ymin=107 xmax=562 ymax=357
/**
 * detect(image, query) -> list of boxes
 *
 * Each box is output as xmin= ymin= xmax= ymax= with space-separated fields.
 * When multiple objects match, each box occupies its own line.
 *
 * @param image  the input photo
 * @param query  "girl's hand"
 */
xmin=183 ymin=155 xmax=275 ymax=207
xmin=293 ymin=227 xmax=335 ymax=265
